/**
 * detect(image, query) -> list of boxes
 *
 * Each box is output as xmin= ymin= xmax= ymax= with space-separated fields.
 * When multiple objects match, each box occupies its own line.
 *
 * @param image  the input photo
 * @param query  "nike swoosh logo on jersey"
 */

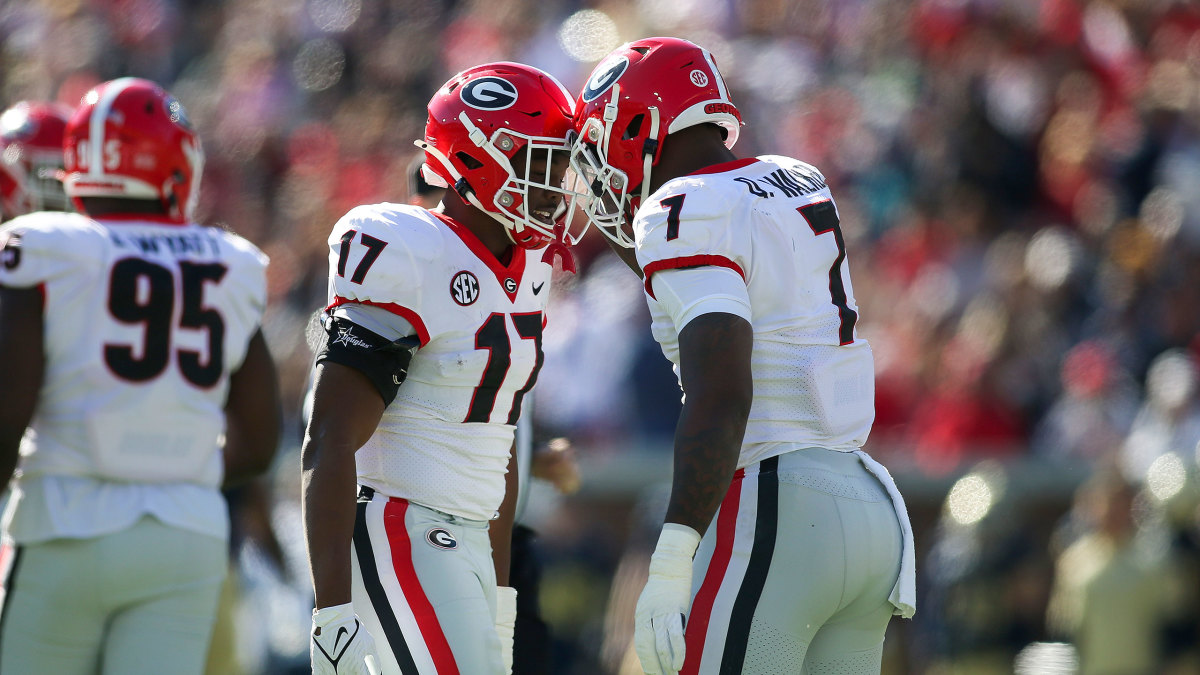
xmin=533 ymin=282 xmax=544 ymax=295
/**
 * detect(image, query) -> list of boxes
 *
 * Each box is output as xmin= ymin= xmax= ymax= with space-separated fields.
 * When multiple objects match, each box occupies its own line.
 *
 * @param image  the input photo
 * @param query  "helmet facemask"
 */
xmin=569 ymin=37 xmax=744 ymax=248
xmin=568 ymin=91 xmax=663 ymax=248
xmin=417 ymin=112 xmax=585 ymax=250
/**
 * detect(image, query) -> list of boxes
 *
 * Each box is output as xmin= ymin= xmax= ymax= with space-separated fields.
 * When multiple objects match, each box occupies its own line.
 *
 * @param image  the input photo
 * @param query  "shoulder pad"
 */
xmin=208 ymin=225 xmax=270 ymax=269
xmin=633 ymin=183 xmax=747 ymax=295
xmin=327 ymin=203 xmax=446 ymax=310
xmin=0 ymin=212 xmax=108 ymax=288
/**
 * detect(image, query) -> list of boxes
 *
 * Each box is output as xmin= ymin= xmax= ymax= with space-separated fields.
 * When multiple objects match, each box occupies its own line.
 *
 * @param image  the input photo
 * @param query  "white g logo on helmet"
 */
xmin=581 ymin=55 xmax=629 ymax=102
xmin=460 ymin=77 xmax=519 ymax=110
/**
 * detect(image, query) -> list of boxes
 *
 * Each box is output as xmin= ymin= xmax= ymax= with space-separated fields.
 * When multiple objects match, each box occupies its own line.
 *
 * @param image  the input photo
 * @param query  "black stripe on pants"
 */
xmin=353 ymin=498 xmax=421 ymax=675
xmin=719 ymin=455 xmax=779 ymax=673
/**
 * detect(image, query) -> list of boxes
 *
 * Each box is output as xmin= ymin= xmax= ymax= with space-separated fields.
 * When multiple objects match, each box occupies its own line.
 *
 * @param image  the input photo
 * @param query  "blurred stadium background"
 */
xmin=4 ymin=0 xmax=1200 ymax=673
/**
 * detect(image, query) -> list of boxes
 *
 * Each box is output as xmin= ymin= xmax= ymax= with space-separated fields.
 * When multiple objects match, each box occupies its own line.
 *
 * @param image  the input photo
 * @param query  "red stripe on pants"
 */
xmin=681 ymin=468 xmax=745 ymax=675
xmin=384 ymin=499 xmax=461 ymax=675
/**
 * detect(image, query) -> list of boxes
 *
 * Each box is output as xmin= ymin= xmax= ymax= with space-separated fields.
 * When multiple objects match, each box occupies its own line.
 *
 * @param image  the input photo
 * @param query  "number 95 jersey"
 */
xmin=326 ymin=204 xmax=551 ymax=521
xmin=0 ymin=212 xmax=268 ymax=489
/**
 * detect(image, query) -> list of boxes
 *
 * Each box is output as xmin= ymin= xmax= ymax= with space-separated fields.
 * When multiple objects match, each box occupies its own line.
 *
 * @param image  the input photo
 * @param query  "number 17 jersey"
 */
xmin=326 ymin=204 xmax=551 ymax=521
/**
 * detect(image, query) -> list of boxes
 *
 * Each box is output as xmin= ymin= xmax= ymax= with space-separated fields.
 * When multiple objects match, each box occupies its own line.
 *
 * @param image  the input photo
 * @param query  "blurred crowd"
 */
xmin=4 ymin=0 xmax=1200 ymax=672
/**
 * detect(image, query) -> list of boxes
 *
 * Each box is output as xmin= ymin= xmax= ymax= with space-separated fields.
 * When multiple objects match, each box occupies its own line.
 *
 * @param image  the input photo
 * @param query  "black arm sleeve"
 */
xmin=315 ymin=315 xmax=419 ymax=406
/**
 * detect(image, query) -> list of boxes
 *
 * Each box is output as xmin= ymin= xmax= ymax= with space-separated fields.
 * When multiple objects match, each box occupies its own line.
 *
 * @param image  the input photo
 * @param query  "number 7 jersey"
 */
xmin=635 ymin=156 xmax=876 ymax=460
xmin=325 ymin=203 xmax=551 ymax=521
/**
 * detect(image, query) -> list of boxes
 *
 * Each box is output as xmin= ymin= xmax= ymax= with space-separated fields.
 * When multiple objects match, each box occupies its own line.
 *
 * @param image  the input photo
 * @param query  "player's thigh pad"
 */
xmin=351 ymin=491 xmax=501 ymax=675
xmin=683 ymin=448 xmax=902 ymax=675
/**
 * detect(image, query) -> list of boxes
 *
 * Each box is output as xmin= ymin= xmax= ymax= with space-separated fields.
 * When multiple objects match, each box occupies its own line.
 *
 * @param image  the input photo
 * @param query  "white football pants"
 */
xmin=350 ymin=486 xmax=504 ymax=675
xmin=0 ymin=515 xmax=226 ymax=675
xmin=683 ymin=447 xmax=904 ymax=674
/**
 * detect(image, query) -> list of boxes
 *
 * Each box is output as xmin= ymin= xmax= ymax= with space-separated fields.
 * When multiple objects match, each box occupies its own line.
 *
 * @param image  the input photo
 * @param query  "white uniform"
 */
xmin=324 ymin=204 xmax=550 ymax=674
xmin=635 ymin=157 xmax=916 ymax=674
xmin=0 ymin=211 xmax=267 ymax=674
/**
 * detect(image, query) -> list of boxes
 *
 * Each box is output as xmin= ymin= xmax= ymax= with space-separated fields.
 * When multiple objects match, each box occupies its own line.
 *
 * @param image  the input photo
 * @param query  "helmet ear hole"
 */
xmin=455 ymin=152 xmax=484 ymax=170
xmin=622 ymin=114 xmax=644 ymax=141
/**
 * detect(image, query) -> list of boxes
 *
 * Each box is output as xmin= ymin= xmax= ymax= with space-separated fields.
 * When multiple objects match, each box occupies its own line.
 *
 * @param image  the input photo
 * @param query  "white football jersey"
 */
xmin=326 ymin=204 xmax=551 ymax=521
xmin=0 ymin=211 xmax=268 ymax=542
xmin=636 ymin=156 xmax=875 ymax=464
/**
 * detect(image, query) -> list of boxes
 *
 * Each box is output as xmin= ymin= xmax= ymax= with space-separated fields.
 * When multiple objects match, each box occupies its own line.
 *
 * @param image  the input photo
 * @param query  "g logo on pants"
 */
xmin=426 ymin=528 xmax=458 ymax=550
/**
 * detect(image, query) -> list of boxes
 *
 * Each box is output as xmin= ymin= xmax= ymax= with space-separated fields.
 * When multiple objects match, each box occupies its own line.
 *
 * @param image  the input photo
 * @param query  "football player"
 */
xmin=0 ymin=100 xmax=72 ymax=221
xmin=302 ymin=62 xmax=584 ymax=675
xmin=0 ymin=78 xmax=281 ymax=674
xmin=570 ymin=38 xmax=917 ymax=674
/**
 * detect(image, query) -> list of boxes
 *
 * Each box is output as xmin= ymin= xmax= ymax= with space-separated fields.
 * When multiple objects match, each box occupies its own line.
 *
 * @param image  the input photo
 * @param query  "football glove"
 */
xmin=311 ymin=602 xmax=381 ymax=675
xmin=495 ymin=586 xmax=518 ymax=675
xmin=635 ymin=523 xmax=701 ymax=675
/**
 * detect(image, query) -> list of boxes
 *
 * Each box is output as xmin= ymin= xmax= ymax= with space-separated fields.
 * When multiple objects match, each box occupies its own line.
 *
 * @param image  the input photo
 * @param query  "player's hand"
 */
xmin=495 ymin=586 xmax=518 ymax=675
xmin=635 ymin=524 xmax=701 ymax=675
xmin=532 ymin=437 xmax=581 ymax=495
xmin=311 ymin=602 xmax=381 ymax=675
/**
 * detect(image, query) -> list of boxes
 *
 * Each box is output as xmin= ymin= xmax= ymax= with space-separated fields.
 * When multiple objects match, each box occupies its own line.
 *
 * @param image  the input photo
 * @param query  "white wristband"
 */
xmin=649 ymin=523 xmax=701 ymax=573
xmin=312 ymin=602 xmax=355 ymax=628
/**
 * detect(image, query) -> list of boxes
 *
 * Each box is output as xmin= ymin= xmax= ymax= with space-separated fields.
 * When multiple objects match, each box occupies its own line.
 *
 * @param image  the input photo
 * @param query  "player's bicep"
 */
xmin=677 ymin=311 xmax=753 ymax=414
xmin=305 ymin=361 xmax=388 ymax=458
xmin=315 ymin=314 xmax=418 ymax=406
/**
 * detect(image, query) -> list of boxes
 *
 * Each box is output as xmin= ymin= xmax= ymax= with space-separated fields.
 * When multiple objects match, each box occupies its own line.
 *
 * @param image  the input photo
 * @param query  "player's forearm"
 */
xmin=489 ymin=443 xmax=520 ymax=586
xmin=0 ymin=287 xmax=45 ymax=490
xmin=665 ymin=404 xmax=745 ymax=535
xmin=222 ymin=329 xmax=282 ymax=488
xmin=302 ymin=436 xmax=359 ymax=608
xmin=667 ymin=312 xmax=753 ymax=536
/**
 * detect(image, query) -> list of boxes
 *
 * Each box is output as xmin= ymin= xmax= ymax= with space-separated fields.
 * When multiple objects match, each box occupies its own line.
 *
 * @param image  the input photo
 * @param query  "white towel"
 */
xmin=852 ymin=449 xmax=916 ymax=618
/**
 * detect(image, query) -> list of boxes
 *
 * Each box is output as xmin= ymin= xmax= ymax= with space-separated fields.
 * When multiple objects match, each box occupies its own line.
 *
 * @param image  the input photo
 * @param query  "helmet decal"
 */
xmin=460 ymin=77 xmax=519 ymax=111
xmin=689 ymin=69 xmax=710 ymax=87
xmin=581 ymin=55 xmax=628 ymax=103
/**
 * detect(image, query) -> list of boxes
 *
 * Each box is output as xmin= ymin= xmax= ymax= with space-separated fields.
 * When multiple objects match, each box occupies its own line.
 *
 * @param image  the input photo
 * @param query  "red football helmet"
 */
xmin=62 ymin=77 xmax=204 ymax=223
xmin=571 ymin=37 xmax=743 ymax=246
xmin=416 ymin=62 xmax=586 ymax=249
xmin=0 ymin=101 xmax=72 ymax=220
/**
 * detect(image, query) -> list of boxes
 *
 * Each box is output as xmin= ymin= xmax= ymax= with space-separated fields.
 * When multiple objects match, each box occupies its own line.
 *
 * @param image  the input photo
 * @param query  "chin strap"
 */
xmin=637 ymin=106 xmax=662 ymax=216
xmin=541 ymin=221 xmax=577 ymax=273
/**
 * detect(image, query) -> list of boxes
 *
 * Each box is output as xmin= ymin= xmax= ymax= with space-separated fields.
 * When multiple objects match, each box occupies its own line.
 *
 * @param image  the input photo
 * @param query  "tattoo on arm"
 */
xmin=665 ymin=312 xmax=753 ymax=535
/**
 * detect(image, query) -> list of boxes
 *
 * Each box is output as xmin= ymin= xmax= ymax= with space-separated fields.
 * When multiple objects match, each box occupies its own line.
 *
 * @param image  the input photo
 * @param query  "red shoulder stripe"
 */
xmin=641 ymin=255 xmax=745 ymax=300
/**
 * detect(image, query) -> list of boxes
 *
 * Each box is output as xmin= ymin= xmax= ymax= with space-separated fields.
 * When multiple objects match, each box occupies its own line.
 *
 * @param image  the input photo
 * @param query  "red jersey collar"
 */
xmin=686 ymin=157 xmax=760 ymax=177
xmin=434 ymin=212 xmax=526 ymax=302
